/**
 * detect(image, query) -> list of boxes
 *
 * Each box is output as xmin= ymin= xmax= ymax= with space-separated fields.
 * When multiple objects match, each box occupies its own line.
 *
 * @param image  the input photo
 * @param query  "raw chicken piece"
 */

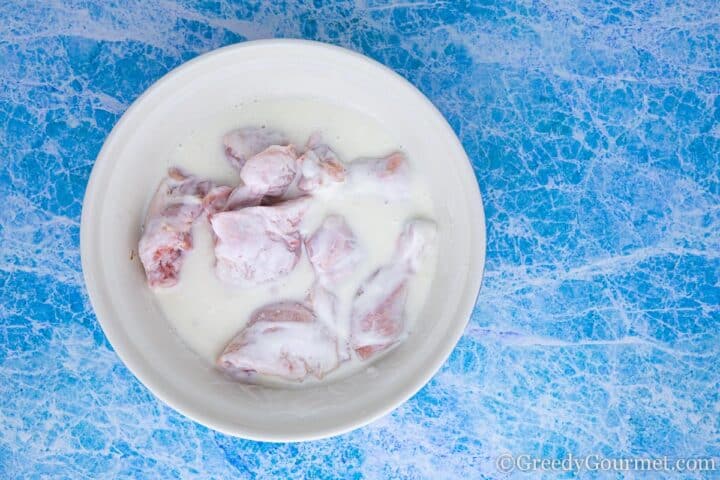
xmin=297 ymin=133 xmax=346 ymax=193
xmin=347 ymin=152 xmax=411 ymax=200
xmin=197 ymin=181 xmax=261 ymax=216
xmin=307 ymin=282 xmax=351 ymax=361
xmin=350 ymin=219 xmax=437 ymax=359
xmin=353 ymin=285 xmax=408 ymax=360
xmin=224 ymin=183 xmax=264 ymax=210
xmin=305 ymin=215 xmax=365 ymax=283
xmin=139 ymin=168 xmax=215 ymax=288
xmin=202 ymin=184 xmax=233 ymax=215
xmin=240 ymin=145 xmax=298 ymax=197
xmin=216 ymin=301 xmax=341 ymax=381
xmin=223 ymin=127 xmax=288 ymax=171
xmin=209 ymin=197 xmax=311 ymax=287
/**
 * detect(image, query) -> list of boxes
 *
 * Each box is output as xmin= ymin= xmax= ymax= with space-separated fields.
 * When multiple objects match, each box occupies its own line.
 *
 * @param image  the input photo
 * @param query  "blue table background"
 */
xmin=2 ymin=1 xmax=719 ymax=478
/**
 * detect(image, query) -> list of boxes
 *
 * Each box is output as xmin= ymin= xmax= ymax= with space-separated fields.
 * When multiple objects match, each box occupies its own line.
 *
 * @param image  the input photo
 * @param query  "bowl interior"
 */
xmin=81 ymin=40 xmax=485 ymax=441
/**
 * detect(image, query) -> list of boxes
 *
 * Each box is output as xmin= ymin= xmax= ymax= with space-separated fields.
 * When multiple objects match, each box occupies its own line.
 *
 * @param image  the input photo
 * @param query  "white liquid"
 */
xmin=153 ymin=98 xmax=437 ymax=384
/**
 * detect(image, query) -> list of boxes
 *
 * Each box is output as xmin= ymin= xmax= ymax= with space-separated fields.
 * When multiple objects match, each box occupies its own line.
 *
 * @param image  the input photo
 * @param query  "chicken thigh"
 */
xmin=209 ymin=196 xmax=311 ymax=287
xmin=350 ymin=219 xmax=437 ymax=359
xmin=223 ymin=127 xmax=288 ymax=172
xmin=216 ymin=301 xmax=341 ymax=381
xmin=139 ymin=168 xmax=215 ymax=288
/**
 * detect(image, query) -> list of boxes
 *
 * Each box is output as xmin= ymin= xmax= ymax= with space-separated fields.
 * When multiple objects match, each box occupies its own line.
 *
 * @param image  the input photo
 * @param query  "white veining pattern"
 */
xmin=1 ymin=0 xmax=718 ymax=478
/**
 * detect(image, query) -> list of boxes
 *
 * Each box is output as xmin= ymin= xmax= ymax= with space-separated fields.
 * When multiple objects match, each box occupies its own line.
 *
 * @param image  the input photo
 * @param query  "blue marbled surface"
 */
xmin=1 ymin=1 xmax=719 ymax=478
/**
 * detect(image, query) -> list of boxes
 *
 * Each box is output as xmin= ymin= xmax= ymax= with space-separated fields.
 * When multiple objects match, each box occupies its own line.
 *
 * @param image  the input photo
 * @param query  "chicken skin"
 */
xmin=346 ymin=151 xmax=411 ymax=200
xmin=139 ymin=168 xmax=217 ymax=288
xmin=223 ymin=127 xmax=289 ymax=172
xmin=240 ymin=144 xmax=298 ymax=197
xmin=304 ymin=215 xmax=365 ymax=284
xmin=350 ymin=219 xmax=437 ymax=359
xmin=209 ymin=197 xmax=311 ymax=287
xmin=297 ymin=133 xmax=346 ymax=193
xmin=216 ymin=301 xmax=342 ymax=381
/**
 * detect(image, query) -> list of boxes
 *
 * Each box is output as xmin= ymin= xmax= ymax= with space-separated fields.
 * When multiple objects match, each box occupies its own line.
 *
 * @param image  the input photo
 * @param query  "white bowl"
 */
xmin=81 ymin=39 xmax=486 ymax=441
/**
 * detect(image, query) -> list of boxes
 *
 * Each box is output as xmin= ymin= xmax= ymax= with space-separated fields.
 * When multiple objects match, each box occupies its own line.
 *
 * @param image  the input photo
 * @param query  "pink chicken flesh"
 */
xmin=216 ymin=301 xmax=341 ymax=381
xmin=297 ymin=133 xmax=346 ymax=193
xmin=139 ymin=168 xmax=217 ymax=288
xmin=240 ymin=144 xmax=298 ymax=198
xmin=209 ymin=197 xmax=311 ymax=287
xmin=305 ymin=215 xmax=365 ymax=284
xmin=350 ymin=219 xmax=437 ymax=359
xmin=223 ymin=127 xmax=289 ymax=172
xmin=223 ymin=183 xmax=264 ymax=211
xmin=347 ymin=151 xmax=411 ymax=200
xmin=202 ymin=184 xmax=233 ymax=215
